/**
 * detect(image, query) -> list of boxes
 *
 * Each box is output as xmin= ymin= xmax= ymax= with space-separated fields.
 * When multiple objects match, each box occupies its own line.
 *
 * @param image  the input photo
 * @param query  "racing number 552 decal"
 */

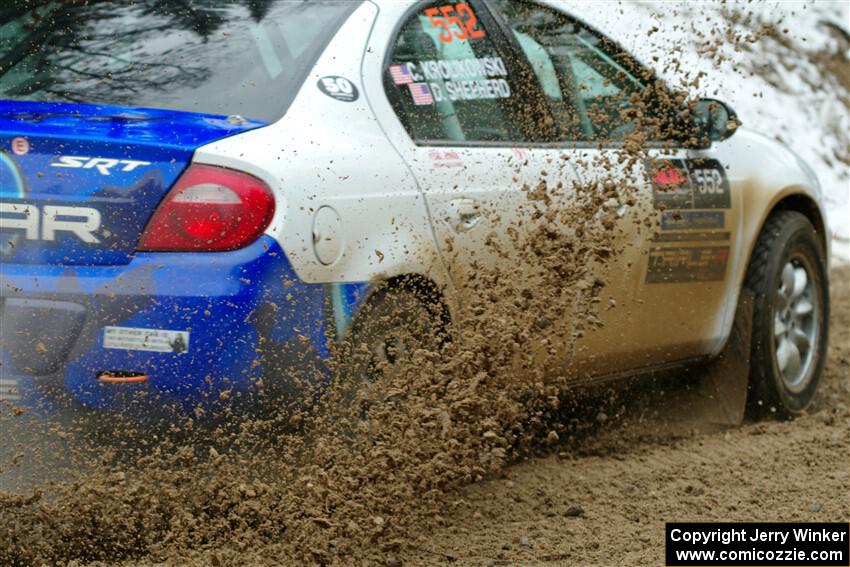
xmin=425 ymin=3 xmax=486 ymax=43
xmin=690 ymin=159 xmax=730 ymax=209
xmin=647 ymin=159 xmax=732 ymax=283
xmin=651 ymin=158 xmax=731 ymax=210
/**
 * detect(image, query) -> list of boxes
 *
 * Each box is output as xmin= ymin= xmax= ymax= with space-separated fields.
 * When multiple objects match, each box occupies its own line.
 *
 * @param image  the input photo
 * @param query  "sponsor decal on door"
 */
xmin=650 ymin=158 xmax=731 ymax=210
xmin=646 ymin=246 xmax=730 ymax=284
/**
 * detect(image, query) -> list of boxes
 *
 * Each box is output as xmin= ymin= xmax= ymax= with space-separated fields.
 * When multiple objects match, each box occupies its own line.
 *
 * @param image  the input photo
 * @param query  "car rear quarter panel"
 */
xmin=195 ymin=1 xmax=448 ymax=293
xmin=199 ymin=0 xmax=827 ymax=365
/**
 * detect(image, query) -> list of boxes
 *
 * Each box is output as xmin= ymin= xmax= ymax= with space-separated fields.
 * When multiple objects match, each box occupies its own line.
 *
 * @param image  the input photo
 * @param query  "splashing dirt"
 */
xmin=0 ymin=139 xmax=640 ymax=565
xmin=401 ymin=265 xmax=850 ymax=566
xmin=1 ymin=3 xmax=848 ymax=567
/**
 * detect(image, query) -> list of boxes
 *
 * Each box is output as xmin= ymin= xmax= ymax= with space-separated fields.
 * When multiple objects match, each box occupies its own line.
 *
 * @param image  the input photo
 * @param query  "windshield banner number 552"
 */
xmin=425 ymin=3 xmax=486 ymax=43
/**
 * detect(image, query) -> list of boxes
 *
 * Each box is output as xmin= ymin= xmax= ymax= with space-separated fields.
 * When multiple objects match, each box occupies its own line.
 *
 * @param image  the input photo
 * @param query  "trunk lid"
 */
xmin=0 ymin=100 xmax=265 ymax=265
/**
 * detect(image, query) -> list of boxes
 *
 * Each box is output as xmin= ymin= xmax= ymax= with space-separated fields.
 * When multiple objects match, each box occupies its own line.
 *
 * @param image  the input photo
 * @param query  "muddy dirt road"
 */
xmin=1 ymin=269 xmax=846 ymax=566
xmin=0 ymin=276 xmax=846 ymax=567
xmin=402 ymin=267 xmax=849 ymax=566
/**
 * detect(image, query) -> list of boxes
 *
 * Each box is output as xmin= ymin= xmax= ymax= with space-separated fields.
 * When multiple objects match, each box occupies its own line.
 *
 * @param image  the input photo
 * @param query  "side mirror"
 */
xmin=694 ymin=98 xmax=740 ymax=143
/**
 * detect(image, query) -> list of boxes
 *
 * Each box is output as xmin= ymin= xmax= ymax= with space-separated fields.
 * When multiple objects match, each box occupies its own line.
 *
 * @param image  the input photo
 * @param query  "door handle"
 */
xmin=448 ymin=198 xmax=481 ymax=232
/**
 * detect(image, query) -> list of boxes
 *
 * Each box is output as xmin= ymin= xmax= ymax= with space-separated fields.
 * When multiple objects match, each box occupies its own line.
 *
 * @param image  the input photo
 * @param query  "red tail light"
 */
xmin=137 ymin=164 xmax=275 ymax=252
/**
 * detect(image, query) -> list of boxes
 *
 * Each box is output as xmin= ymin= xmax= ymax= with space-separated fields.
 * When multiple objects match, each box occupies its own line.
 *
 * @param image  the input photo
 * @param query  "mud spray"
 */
xmin=0 ymin=124 xmax=653 ymax=566
xmin=1 ymin=3 xmax=848 ymax=566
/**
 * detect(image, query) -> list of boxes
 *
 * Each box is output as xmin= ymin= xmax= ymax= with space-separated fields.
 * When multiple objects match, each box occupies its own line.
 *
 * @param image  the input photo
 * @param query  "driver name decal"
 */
xmin=390 ymin=57 xmax=511 ymax=105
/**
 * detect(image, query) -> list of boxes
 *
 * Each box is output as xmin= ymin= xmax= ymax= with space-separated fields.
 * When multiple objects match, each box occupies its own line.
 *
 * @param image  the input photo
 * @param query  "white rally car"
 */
xmin=0 ymin=0 xmax=829 ymax=421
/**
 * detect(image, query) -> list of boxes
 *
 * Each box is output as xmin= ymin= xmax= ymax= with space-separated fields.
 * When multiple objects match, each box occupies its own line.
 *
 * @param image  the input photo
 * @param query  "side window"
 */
xmin=385 ymin=1 xmax=527 ymax=143
xmin=491 ymin=0 xmax=667 ymax=143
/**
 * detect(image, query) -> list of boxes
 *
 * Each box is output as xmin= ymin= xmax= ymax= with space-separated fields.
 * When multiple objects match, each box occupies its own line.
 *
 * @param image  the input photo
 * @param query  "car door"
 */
xmin=368 ymin=0 xmax=590 ymax=361
xmin=488 ymin=0 xmax=743 ymax=375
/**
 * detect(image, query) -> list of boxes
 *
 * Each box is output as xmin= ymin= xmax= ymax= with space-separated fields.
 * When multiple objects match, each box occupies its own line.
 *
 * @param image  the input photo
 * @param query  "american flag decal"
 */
xmin=389 ymin=63 xmax=414 ymax=85
xmin=409 ymin=82 xmax=434 ymax=106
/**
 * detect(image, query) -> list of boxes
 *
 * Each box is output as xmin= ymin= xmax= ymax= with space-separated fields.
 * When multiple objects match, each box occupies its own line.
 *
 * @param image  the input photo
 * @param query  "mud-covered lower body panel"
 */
xmin=0 ymin=236 xmax=370 ymax=420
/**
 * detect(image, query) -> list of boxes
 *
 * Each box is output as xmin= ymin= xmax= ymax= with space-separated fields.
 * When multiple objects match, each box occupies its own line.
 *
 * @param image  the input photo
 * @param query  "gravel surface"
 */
xmin=402 ymin=267 xmax=849 ymax=566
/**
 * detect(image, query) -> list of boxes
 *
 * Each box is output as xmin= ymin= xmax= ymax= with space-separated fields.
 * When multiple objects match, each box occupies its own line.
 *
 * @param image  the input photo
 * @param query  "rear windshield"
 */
xmin=0 ymin=1 xmax=360 ymax=122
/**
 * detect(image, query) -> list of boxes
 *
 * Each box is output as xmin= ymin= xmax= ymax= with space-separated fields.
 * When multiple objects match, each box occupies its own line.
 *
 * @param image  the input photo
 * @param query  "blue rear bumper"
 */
xmin=0 ymin=236 xmax=369 ymax=420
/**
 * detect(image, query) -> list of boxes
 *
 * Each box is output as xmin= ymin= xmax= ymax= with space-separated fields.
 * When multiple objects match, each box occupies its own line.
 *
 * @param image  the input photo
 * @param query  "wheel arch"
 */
xmin=739 ymin=207 xmax=830 ymax=416
xmin=344 ymin=272 xmax=454 ymax=344
xmin=741 ymin=188 xmax=829 ymax=292
xmin=713 ymin=187 xmax=828 ymax=358
xmin=767 ymin=192 xmax=828 ymax=257
xmin=382 ymin=273 xmax=453 ymax=333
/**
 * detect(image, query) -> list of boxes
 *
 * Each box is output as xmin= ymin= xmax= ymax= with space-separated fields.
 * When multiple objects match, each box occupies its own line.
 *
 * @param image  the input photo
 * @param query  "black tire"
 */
xmin=745 ymin=210 xmax=829 ymax=418
xmin=322 ymin=282 xmax=447 ymax=438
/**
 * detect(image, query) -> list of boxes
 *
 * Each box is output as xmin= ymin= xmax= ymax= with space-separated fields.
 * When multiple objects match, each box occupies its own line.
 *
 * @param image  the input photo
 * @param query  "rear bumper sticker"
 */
xmin=103 ymin=326 xmax=189 ymax=354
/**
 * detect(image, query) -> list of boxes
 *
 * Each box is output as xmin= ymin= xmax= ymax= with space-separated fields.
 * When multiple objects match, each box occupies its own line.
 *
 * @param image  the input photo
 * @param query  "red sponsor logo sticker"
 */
xmin=652 ymin=166 xmax=688 ymax=188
